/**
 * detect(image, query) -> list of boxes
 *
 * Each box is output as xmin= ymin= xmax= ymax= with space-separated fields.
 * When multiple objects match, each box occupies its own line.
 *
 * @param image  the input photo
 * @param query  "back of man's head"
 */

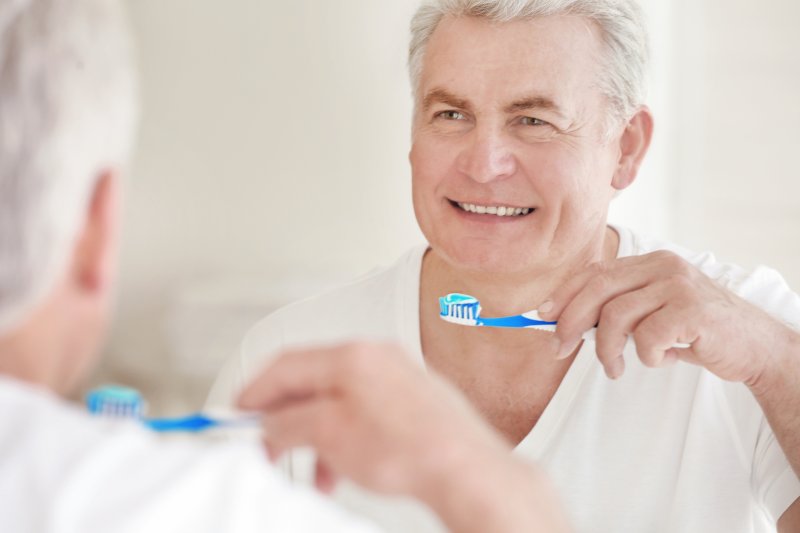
xmin=0 ymin=0 xmax=137 ymax=335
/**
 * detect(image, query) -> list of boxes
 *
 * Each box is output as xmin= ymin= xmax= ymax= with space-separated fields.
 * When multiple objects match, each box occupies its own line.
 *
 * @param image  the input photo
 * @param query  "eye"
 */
xmin=520 ymin=116 xmax=549 ymax=126
xmin=436 ymin=110 xmax=466 ymax=121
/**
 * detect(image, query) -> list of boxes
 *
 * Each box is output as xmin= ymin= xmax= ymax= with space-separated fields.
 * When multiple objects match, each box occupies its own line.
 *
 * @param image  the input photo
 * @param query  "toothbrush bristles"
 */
xmin=446 ymin=303 xmax=476 ymax=319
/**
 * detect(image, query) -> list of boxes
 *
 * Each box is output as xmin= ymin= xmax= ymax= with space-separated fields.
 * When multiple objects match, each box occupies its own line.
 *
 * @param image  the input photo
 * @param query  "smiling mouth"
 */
xmin=450 ymin=200 xmax=535 ymax=218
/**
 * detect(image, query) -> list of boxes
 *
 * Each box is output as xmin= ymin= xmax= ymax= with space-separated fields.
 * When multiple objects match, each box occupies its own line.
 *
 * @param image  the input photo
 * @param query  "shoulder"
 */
xmin=616 ymin=226 xmax=800 ymax=327
xmin=241 ymin=246 xmax=425 ymax=366
xmin=0 ymin=377 xmax=101 ymax=440
xmin=0 ymin=382 xmax=376 ymax=532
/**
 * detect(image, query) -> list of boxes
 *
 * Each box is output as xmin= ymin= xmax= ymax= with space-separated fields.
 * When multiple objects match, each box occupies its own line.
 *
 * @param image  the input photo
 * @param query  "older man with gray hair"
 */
xmin=0 ymin=0 xmax=573 ymax=531
xmin=214 ymin=0 xmax=800 ymax=532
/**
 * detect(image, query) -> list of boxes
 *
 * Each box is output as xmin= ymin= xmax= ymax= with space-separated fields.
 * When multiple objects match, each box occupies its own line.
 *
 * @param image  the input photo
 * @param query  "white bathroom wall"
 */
xmin=607 ymin=0 xmax=675 ymax=237
xmin=105 ymin=0 xmax=424 ymax=408
xmin=669 ymin=0 xmax=800 ymax=291
xmin=101 ymin=1 xmax=800 ymax=411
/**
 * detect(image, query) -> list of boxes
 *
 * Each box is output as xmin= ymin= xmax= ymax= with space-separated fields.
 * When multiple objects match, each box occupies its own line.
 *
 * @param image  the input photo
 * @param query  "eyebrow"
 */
xmin=504 ymin=96 xmax=566 ymax=119
xmin=422 ymin=88 xmax=472 ymax=112
xmin=422 ymin=88 xmax=566 ymax=119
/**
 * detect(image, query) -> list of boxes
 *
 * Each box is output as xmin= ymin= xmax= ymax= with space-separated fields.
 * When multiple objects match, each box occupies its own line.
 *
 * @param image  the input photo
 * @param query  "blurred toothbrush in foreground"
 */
xmin=86 ymin=386 xmax=260 ymax=433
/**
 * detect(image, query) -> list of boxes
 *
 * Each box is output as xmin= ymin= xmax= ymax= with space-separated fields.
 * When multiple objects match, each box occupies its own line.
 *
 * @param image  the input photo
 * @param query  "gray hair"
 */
xmin=0 ymin=0 xmax=137 ymax=334
xmin=408 ymin=0 xmax=649 ymax=127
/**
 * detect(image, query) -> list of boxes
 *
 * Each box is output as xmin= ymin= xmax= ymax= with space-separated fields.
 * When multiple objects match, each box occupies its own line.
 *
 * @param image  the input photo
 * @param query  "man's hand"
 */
xmin=237 ymin=341 xmax=505 ymax=496
xmin=539 ymin=250 xmax=795 ymax=385
xmin=237 ymin=341 xmax=571 ymax=533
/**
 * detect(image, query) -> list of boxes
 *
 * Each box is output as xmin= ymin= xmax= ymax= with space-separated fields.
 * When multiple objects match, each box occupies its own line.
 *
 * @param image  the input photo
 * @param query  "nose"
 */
xmin=456 ymin=127 xmax=517 ymax=184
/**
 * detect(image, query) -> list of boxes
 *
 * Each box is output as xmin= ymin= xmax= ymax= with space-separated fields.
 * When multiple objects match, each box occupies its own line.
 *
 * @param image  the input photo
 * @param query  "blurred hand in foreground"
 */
xmin=238 ymin=341 xmax=571 ymax=533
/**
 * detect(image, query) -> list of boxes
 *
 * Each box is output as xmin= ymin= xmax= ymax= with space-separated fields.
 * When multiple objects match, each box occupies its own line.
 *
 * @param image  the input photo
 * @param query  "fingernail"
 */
xmin=661 ymin=351 xmax=678 ymax=368
xmin=539 ymin=299 xmax=554 ymax=315
xmin=264 ymin=442 xmax=278 ymax=462
xmin=605 ymin=356 xmax=626 ymax=380
xmin=556 ymin=339 xmax=580 ymax=360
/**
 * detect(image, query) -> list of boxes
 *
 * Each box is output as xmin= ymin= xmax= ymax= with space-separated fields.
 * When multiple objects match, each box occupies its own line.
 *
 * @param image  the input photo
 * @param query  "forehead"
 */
xmin=419 ymin=14 xmax=606 ymax=110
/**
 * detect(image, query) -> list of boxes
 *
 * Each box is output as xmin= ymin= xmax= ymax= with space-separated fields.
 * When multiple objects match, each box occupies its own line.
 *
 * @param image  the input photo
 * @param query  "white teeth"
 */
xmin=456 ymin=202 xmax=533 ymax=217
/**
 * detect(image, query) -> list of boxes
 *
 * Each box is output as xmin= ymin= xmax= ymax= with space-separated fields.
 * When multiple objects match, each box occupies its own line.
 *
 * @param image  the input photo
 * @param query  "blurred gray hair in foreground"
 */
xmin=408 ymin=0 xmax=649 ymax=127
xmin=0 ymin=0 xmax=137 ymax=334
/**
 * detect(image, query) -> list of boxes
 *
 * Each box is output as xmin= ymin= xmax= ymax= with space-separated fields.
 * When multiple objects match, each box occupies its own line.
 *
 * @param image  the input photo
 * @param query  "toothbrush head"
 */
xmin=86 ymin=385 xmax=145 ymax=419
xmin=439 ymin=293 xmax=482 ymax=325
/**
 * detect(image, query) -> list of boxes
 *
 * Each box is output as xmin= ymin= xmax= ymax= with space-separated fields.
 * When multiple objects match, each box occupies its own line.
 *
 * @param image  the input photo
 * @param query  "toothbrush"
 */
xmin=86 ymin=386 xmax=261 ymax=433
xmin=140 ymin=413 xmax=261 ymax=433
xmin=439 ymin=293 xmax=691 ymax=348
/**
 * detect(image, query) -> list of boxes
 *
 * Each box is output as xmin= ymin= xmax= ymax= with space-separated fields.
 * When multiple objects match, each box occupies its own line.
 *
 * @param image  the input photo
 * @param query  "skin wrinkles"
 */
xmin=421 ymin=88 xmax=586 ymax=140
xmin=411 ymin=15 xmax=623 ymax=286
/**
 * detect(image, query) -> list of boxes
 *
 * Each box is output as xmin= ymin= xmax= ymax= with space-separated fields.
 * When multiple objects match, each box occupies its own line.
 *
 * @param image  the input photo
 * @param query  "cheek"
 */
xmin=533 ymin=145 xmax=614 ymax=202
xmin=410 ymin=140 xmax=452 ymax=203
xmin=410 ymin=140 xmax=462 ymax=247
xmin=409 ymin=144 xmax=436 ymax=235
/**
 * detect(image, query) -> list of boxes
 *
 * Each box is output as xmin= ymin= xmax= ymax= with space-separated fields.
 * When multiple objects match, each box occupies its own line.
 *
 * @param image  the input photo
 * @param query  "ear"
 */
xmin=71 ymin=171 xmax=120 ymax=294
xmin=611 ymin=106 xmax=654 ymax=191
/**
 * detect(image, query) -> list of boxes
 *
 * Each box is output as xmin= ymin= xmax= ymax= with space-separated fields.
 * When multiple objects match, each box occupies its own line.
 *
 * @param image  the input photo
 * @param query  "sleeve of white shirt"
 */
xmin=753 ymin=418 xmax=800 ymax=524
xmin=718 ymin=265 xmax=800 ymax=523
xmin=204 ymin=312 xmax=303 ymax=482
xmin=717 ymin=380 xmax=800 ymax=524
xmin=206 ymin=312 xmax=286 ymax=410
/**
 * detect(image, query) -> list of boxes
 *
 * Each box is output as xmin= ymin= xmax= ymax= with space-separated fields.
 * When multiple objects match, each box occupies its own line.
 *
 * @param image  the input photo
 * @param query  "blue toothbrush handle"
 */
xmin=142 ymin=413 xmax=260 ymax=433
xmin=477 ymin=315 xmax=557 ymax=328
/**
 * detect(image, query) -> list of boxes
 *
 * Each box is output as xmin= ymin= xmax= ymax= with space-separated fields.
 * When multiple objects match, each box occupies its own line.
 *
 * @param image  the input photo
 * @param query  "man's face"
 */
xmin=410 ymin=15 xmax=626 ymax=275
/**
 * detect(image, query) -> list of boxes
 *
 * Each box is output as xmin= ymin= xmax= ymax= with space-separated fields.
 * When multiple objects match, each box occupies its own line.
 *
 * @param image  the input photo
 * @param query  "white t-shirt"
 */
xmin=208 ymin=226 xmax=800 ymax=533
xmin=0 ymin=376 xmax=380 ymax=533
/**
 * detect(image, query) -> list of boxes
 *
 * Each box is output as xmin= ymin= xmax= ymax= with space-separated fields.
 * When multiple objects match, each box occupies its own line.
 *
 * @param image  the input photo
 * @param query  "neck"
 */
xmin=0 ymin=325 xmax=50 ymax=387
xmin=424 ymin=226 xmax=620 ymax=316
xmin=0 ymin=289 xmax=86 ymax=397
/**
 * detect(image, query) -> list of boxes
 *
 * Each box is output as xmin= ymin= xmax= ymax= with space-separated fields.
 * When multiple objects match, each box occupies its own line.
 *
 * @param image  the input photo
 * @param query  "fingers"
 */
xmin=603 ymin=355 xmax=626 ymax=380
xmin=260 ymin=398 xmax=341 ymax=459
xmin=592 ymin=284 xmax=668 ymax=378
xmin=538 ymin=250 xmax=700 ymax=378
xmin=539 ymin=252 xmax=701 ymax=373
xmin=262 ymin=436 xmax=280 ymax=462
xmin=540 ymin=254 xmax=652 ymax=321
xmin=238 ymin=341 xmax=408 ymax=411
xmin=632 ymin=306 xmax=694 ymax=368
xmin=314 ymin=460 xmax=340 ymax=494
xmin=261 ymin=401 xmax=343 ymax=494
xmin=541 ymin=256 xmax=657 ymax=353
xmin=237 ymin=347 xmax=342 ymax=410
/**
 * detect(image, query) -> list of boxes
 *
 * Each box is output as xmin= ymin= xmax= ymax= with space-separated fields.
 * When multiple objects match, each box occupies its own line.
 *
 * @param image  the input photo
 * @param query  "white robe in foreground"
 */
xmin=0 ymin=377 xmax=380 ymax=533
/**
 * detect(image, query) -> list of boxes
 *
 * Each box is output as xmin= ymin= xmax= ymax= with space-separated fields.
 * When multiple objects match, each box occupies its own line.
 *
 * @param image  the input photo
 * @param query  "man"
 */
xmin=0 ymin=0 xmax=570 ymax=531
xmin=210 ymin=0 xmax=800 ymax=531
